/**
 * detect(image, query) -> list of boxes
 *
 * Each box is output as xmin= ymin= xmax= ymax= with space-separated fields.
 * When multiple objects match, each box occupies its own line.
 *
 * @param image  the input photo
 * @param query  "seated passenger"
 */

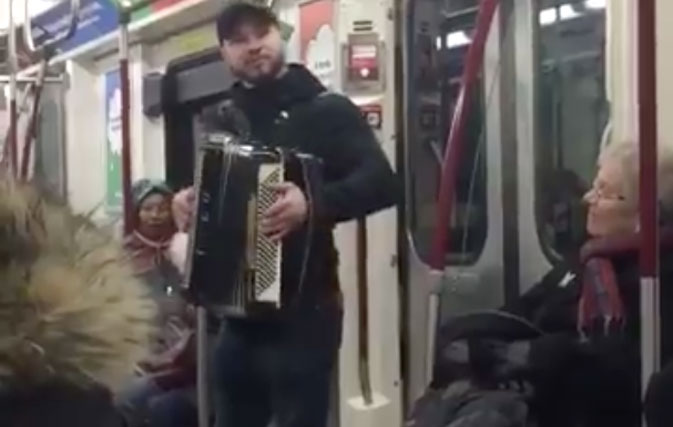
xmin=123 ymin=179 xmax=182 ymax=321
xmin=508 ymin=141 xmax=673 ymax=426
xmin=434 ymin=141 xmax=673 ymax=427
xmin=645 ymin=361 xmax=673 ymax=427
xmin=0 ymin=181 xmax=156 ymax=426
xmin=116 ymin=179 xmax=197 ymax=427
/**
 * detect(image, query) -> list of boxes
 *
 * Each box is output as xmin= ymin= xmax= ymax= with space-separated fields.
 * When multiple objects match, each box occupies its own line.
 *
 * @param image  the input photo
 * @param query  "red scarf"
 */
xmin=124 ymin=231 xmax=173 ymax=275
xmin=577 ymin=228 xmax=673 ymax=335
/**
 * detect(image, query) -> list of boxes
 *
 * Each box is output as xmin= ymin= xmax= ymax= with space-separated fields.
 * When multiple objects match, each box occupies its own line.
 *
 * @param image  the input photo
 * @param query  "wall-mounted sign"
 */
xmin=31 ymin=0 xmax=118 ymax=55
xmin=342 ymin=32 xmax=384 ymax=93
xmin=360 ymin=104 xmax=382 ymax=130
xmin=29 ymin=0 xmax=192 ymax=57
xmin=349 ymin=43 xmax=379 ymax=81
xmin=300 ymin=0 xmax=336 ymax=90
xmin=104 ymin=69 xmax=122 ymax=213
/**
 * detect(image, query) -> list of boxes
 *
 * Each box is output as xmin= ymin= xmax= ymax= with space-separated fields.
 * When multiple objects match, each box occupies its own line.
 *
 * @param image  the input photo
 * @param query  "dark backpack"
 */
xmin=406 ymin=381 xmax=529 ymax=427
xmin=406 ymin=311 xmax=542 ymax=427
xmin=432 ymin=311 xmax=543 ymax=388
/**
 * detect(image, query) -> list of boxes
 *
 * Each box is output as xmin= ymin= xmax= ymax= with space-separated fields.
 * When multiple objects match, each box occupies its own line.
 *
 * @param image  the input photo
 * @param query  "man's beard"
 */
xmin=232 ymin=52 xmax=285 ymax=86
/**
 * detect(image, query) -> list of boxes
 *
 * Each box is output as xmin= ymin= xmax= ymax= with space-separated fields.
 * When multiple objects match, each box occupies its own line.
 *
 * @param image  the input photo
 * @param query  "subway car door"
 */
xmin=513 ymin=0 xmax=608 ymax=292
xmin=401 ymin=0 xmax=511 ymax=408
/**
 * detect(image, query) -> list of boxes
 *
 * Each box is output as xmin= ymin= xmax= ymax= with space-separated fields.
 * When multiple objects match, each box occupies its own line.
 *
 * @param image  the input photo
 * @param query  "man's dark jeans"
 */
xmin=214 ymin=301 xmax=342 ymax=427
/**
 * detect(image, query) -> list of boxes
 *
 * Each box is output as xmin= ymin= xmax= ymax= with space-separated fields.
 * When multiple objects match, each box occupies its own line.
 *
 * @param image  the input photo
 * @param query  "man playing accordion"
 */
xmin=172 ymin=2 xmax=397 ymax=427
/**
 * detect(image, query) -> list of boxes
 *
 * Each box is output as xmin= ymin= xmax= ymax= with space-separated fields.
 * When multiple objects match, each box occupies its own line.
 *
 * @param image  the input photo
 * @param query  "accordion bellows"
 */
xmin=187 ymin=133 xmax=322 ymax=316
xmin=0 ymin=181 xmax=157 ymax=392
xmin=188 ymin=136 xmax=284 ymax=315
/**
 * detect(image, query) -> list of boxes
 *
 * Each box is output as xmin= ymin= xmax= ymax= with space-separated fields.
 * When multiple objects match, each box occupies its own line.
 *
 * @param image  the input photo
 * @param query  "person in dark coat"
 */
xmin=123 ymin=179 xmax=181 ymax=303
xmin=117 ymin=179 xmax=198 ymax=427
xmin=645 ymin=361 xmax=673 ymax=427
xmin=0 ymin=181 xmax=157 ymax=427
xmin=122 ymin=179 xmax=188 ymax=349
xmin=499 ymin=141 xmax=673 ymax=427
xmin=432 ymin=141 xmax=673 ymax=427
xmin=171 ymin=3 xmax=398 ymax=427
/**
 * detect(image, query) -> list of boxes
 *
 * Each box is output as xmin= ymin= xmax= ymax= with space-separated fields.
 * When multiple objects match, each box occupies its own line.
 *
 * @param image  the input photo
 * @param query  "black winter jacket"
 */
xmin=204 ymin=64 xmax=397 ymax=311
xmin=0 ymin=382 xmax=124 ymax=427
xmin=502 ymin=248 xmax=673 ymax=427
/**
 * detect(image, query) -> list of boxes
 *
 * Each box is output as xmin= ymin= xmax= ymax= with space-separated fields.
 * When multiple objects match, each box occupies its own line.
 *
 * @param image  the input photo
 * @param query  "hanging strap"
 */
xmin=19 ymin=58 xmax=51 ymax=181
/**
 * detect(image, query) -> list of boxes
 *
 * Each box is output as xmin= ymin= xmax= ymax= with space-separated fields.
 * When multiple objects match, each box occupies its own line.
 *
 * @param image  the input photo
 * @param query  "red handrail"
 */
xmin=637 ymin=0 xmax=660 ymax=387
xmin=119 ymin=11 xmax=134 ymax=236
xmin=8 ymin=97 xmax=18 ymax=177
xmin=19 ymin=61 xmax=48 ymax=180
xmin=430 ymin=0 xmax=500 ymax=270
xmin=7 ymin=0 xmax=18 ymax=177
xmin=638 ymin=0 xmax=658 ymax=278
xmin=2 ymin=83 xmax=32 ymax=176
xmin=117 ymin=1 xmax=157 ymax=236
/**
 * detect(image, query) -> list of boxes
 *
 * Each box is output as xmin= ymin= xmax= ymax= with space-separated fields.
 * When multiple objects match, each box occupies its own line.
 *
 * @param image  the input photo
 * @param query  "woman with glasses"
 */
xmin=432 ymin=141 xmax=673 ymax=427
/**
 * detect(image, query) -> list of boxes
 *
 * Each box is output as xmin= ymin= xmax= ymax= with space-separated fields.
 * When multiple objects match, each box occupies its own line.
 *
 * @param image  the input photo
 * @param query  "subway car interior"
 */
xmin=1 ymin=0 xmax=672 ymax=426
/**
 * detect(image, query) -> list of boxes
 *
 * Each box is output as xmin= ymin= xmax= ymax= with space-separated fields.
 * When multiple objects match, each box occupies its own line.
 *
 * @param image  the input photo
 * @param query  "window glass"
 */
xmin=406 ymin=0 xmax=488 ymax=266
xmin=535 ymin=0 xmax=608 ymax=260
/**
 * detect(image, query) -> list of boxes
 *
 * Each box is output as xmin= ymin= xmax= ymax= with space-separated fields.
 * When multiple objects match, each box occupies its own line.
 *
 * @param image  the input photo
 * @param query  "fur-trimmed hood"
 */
xmin=0 ymin=181 xmax=157 ymax=392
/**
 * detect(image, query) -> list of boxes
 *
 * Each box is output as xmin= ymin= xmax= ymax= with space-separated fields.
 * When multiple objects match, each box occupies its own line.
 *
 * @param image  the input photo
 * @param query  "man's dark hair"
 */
xmin=216 ymin=2 xmax=280 ymax=43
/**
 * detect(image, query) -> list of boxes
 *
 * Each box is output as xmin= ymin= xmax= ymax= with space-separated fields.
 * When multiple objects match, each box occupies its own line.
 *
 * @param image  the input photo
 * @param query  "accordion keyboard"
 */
xmin=254 ymin=164 xmax=283 ymax=305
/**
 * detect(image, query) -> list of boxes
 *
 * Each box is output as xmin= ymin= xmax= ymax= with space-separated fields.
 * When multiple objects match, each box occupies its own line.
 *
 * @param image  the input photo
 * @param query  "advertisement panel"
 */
xmin=299 ymin=0 xmax=336 ymax=89
xmin=29 ymin=0 xmax=191 ymax=56
xmin=104 ymin=70 xmax=122 ymax=213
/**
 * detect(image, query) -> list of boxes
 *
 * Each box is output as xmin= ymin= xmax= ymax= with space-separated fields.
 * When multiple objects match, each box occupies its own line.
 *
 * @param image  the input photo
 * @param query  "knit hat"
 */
xmin=131 ymin=179 xmax=173 ymax=211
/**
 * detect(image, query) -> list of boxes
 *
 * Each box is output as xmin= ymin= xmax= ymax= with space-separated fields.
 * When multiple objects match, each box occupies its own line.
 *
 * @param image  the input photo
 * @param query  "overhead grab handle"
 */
xmin=23 ymin=0 xmax=81 ymax=53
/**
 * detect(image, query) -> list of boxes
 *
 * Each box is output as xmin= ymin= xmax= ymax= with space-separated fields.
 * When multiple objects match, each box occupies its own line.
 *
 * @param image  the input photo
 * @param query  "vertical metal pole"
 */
xmin=425 ymin=292 xmax=439 ymax=385
xmin=119 ymin=12 xmax=134 ymax=235
xmin=196 ymin=306 xmax=210 ymax=427
xmin=7 ymin=0 xmax=18 ymax=177
xmin=637 ymin=0 xmax=660 ymax=400
xmin=356 ymin=218 xmax=373 ymax=405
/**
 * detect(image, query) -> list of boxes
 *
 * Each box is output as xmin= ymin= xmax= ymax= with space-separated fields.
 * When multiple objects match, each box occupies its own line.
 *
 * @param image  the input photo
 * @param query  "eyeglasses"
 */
xmin=584 ymin=186 xmax=626 ymax=203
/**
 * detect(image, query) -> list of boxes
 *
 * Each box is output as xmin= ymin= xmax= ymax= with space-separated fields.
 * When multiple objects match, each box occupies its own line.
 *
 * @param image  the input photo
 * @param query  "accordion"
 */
xmin=185 ymin=132 xmax=321 ymax=317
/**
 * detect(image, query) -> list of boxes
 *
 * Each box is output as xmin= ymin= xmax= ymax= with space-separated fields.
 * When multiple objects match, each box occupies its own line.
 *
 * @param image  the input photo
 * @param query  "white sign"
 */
xmin=305 ymin=24 xmax=336 ymax=89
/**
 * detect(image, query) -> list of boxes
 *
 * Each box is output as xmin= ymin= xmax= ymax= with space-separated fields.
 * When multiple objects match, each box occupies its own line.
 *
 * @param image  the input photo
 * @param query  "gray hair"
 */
xmin=599 ymin=141 xmax=673 ymax=222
